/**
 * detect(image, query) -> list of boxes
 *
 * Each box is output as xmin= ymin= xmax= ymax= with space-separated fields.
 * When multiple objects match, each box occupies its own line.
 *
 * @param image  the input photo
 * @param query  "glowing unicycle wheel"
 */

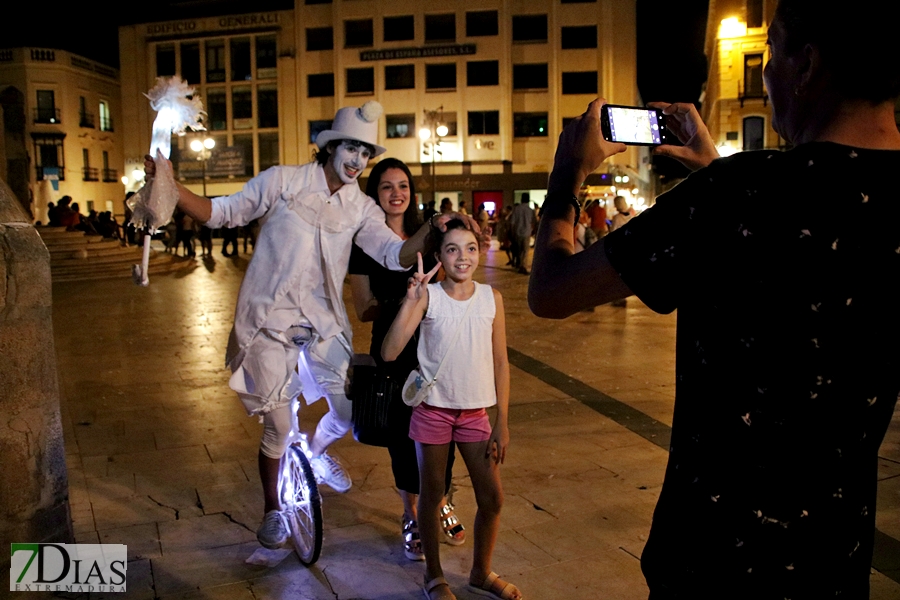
xmin=280 ymin=445 xmax=323 ymax=565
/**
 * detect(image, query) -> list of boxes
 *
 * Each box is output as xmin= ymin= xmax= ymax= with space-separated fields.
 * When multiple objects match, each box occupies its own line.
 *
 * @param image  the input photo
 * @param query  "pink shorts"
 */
xmin=409 ymin=403 xmax=492 ymax=445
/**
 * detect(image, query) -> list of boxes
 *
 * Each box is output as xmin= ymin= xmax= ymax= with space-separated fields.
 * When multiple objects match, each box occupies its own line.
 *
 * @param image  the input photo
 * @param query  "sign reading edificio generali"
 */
xmin=146 ymin=12 xmax=280 ymax=39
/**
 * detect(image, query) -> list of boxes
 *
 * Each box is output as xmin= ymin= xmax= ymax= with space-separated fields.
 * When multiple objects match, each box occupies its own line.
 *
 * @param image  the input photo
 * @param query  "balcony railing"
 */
xmin=82 ymin=167 xmax=99 ymax=181
xmin=36 ymin=166 xmax=65 ymax=181
xmin=102 ymin=168 xmax=118 ymax=182
xmin=738 ymin=81 xmax=768 ymax=107
xmin=79 ymin=111 xmax=95 ymax=128
xmin=33 ymin=108 xmax=61 ymax=124
xmin=100 ymin=116 xmax=114 ymax=132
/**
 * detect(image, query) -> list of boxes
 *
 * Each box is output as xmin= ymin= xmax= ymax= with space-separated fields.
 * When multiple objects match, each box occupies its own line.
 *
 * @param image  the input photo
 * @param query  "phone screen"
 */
xmin=606 ymin=106 xmax=662 ymax=145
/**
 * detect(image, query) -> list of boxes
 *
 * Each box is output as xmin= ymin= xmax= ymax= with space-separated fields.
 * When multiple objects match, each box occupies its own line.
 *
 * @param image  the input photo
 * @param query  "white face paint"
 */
xmin=329 ymin=140 xmax=372 ymax=185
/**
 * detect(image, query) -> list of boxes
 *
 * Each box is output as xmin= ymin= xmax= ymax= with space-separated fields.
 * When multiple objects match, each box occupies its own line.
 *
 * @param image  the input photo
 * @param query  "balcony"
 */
xmin=80 ymin=111 xmax=95 ymax=128
xmin=36 ymin=166 xmax=65 ymax=181
xmin=82 ymin=167 xmax=99 ymax=181
xmin=102 ymin=168 xmax=118 ymax=182
xmin=100 ymin=115 xmax=114 ymax=132
xmin=738 ymin=81 xmax=768 ymax=108
xmin=33 ymin=108 xmax=61 ymax=124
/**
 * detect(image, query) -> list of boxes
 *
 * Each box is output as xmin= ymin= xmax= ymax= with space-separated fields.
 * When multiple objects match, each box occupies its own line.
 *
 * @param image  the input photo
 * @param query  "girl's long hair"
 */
xmin=365 ymin=158 xmax=421 ymax=238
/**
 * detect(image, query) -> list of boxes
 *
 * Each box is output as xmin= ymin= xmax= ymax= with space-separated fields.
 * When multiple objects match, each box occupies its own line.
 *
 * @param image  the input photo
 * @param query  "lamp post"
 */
xmin=190 ymin=137 xmax=216 ymax=197
xmin=419 ymin=107 xmax=448 ymax=206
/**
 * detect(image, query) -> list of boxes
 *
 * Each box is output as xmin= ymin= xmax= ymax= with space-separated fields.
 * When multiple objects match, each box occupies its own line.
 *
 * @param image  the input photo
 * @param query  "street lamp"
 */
xmin=419 ymin=107 xmax=446 ymax=206
xmin=190 ymin=137 xmax=216 ymax=197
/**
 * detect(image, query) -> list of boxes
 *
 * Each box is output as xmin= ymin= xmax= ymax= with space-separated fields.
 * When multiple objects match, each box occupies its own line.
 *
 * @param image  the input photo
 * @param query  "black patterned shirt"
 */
xmin=604 ymin=143 xmax=900 ymax=599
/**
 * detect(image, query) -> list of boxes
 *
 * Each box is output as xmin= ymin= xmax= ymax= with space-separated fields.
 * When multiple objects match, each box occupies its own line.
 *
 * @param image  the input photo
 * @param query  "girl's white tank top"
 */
xmin=418 ymin=281 xmax=497 ymax=410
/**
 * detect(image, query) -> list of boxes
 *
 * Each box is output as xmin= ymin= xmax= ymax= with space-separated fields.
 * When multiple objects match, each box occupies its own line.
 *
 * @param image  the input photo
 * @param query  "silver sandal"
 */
xmin=440 ymin=502 xmax=466 ymax=546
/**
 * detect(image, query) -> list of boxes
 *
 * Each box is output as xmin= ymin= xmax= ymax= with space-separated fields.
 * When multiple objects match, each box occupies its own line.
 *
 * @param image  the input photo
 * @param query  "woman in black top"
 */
xmin=349 ymin=158 xmax=465 ymax=561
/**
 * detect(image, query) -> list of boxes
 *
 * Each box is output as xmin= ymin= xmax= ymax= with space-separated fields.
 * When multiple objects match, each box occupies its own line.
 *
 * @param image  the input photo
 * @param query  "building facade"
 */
xmin=0 ymin=48 xmax=124 ymax=223
xmin=700 ymin=0 xmax=782 ymax=156
xmin=119 ymin=0 xmax=649 ymax=215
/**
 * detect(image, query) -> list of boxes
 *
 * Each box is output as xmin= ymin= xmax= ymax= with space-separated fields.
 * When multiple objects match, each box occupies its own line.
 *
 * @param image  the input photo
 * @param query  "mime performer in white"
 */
xmin=144 ymin=101 xmax=480 ymax=549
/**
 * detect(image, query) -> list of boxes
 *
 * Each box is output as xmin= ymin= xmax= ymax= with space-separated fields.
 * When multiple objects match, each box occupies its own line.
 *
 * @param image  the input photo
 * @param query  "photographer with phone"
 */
xmin=529 ymin=0 xmax=900 ymax=597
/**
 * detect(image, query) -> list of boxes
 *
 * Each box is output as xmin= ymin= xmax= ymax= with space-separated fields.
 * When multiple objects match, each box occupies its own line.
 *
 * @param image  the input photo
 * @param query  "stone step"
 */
xmin=49 ymin=244 xmax=136 ymax=260
xmin=44 ymin=236 xmax=114 ymax=249
xmin=50 ymin=255 xmax=193 ymax=283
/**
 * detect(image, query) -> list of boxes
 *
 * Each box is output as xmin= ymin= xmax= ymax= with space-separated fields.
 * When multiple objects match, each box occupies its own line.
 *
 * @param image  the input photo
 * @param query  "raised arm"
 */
xmin=528 ymin=98 xmax=631 ymax=318
xmin=398 ymin=212 xmax=487 ymax=268
xmin=381 ymin=254 xmax=440 ymax=361
xmin=144 ymin=153 xmax=212 ymax=223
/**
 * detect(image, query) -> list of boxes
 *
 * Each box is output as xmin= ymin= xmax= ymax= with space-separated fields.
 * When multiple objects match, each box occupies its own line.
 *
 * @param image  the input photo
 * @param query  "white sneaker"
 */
xmin=309 ymin=452 xmax=352 ymax=492
xmin=257 ymin=510 xmax=289 ymax=549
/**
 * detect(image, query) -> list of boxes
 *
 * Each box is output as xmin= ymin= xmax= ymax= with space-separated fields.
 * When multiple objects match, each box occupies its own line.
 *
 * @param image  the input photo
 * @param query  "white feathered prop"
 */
xmin=128 ymin=76 xmax=205 ymax=285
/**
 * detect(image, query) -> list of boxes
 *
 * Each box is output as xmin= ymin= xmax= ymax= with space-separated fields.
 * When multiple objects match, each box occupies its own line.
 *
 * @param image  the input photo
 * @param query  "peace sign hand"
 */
xmin=406 ymin=252 xmax=441 ymax=303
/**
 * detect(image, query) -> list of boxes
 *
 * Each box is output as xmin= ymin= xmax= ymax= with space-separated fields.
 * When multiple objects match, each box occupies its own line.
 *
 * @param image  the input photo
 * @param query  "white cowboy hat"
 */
xmin=315 ymin=101 xmax=387 ymax=156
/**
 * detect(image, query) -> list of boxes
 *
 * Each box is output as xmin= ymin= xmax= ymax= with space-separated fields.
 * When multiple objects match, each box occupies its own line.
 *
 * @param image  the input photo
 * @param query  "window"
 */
xmin=345 ymin=19 xmax=374 ymax=48
xmin=562 ymin=71 xmax=598 ymax=94
xmin=467 ymin=61 xmax=499 ymax=86
xmin=309 ymin=120 xmax=332 ymax=144
xmin=232 ymin=86 xmax=253 ymax=128
xmin=425 ymin=14 xmax=456 ymax=43
xmin=308 ymin=74 xmax=335 ymax=97
xmin=512 ymin=15 xmax=547 ymax=42
xmin=156 ymin=44 xmax=175 ymax=77
xmin=468 ymin=111 xmax=499 ymax=135
xmin=99 ymin=100 xmax=112 ymax=131
xmin=436 ymin=112 xmax=458 ymax=136
xmin=256 ymin=36 xmax=277 ymax=78
xmin=307 ymin=27 xmax=333 ymax=51
xmin=101 ymin=150 xmax=115 ymax=182
xmin=426 ymin=64 xmax=456 ymax=90
xmin=82 ymin=148 xmax=97 ymax=181
xmin=513 ymin=112 xmax=548 ymax=137
xmin=743 ymin=116 xmax=765 ymax=150
xmin=233 ymin=134 xmax=255 ymax=176
xmin=385 ymin=65 xmax=415 ymax=90
xmin=744 ymin=54 xmax=764 ymax=97
xmin=513 ymin=64 xmax=548 ymax=89
xmin=206 ymin=40 xmax=226 ymax=83
xmin=384 ymin=16 xmax=414 ymax=42
xmin=33 ymin=134 xmax=65 ymax=180
xmin=259 ymin=132 xmax=279 ymax=171
xmin=386 ymin=114 xmax=415 ymax=138
xmin=347 ymin=67 xmax=375 ymax=95
xmin=466 ymin=11 xmax=498 ymax=37
xmin=306 ymin=0 xmax=331 ymax=4
xmin=181 ymin=43 xmax=201 ymax=84
xmin=561 ymin=26 xmax=597 ymax=49
xmin=747 ymin=0 xmax=763 ymax=28
xmin=206 ymin=89 xmax=227 ymax=130
xmin=258 ymin=85 xmax=278 ymax=128
xmin=231 ymin=38 xmax=252 ymax=81
xmin=35 ymin=90 xmax=57 ymax=123
xmin=79 ymin=96 xmax=93 ymax=128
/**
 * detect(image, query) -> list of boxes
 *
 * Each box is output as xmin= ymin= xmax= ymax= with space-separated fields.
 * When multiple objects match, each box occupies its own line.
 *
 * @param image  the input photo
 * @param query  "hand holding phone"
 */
xmin=600 ymin=104 xmax=670 ymax=146
xmin=646 ymin=102 xmax=720 ymax=171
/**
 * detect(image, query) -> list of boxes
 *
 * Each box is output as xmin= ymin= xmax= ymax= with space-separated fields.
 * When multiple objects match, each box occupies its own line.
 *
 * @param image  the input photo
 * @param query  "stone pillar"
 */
xmin=0 ymin=176 xmax=71 ymax=573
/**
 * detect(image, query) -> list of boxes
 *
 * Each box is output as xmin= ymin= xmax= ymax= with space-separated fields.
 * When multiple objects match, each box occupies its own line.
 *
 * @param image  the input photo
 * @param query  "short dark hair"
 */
xmin=434 ymin=218 xmax=478 ymax=251
xmin=364 ymin=158 xmax=421 ymax=237
xmin=776 ymin=0 xmax=900 ymax=103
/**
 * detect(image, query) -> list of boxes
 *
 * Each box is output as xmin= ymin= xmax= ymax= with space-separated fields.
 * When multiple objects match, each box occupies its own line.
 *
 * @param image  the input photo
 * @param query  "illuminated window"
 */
xmin=387 ymin=114 xmax=415 ymax=138
xmin=99 ymin=100 xmax=113 ymax=132
xmin=744 ymin=54 xmax=764 ymax=97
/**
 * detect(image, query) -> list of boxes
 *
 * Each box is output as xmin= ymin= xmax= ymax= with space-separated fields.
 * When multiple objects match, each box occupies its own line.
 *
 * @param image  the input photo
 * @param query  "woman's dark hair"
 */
xmin=434 ymin=218 xmax=478 ymax=251
xmin=364 ymin=158 xmax=422 ymax=237
xmin=776 ymin=0 xmax=900 ymax=103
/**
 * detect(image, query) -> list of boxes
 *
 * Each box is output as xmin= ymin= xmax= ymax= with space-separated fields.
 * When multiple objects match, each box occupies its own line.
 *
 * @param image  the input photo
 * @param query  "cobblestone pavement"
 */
xmin=50 ymin=244 xmax=900 ymax=599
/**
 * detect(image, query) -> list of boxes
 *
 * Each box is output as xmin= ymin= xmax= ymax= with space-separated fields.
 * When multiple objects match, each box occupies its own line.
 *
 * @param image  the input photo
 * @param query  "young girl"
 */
xmin=382 ymin=220 xmax=522 ymax=600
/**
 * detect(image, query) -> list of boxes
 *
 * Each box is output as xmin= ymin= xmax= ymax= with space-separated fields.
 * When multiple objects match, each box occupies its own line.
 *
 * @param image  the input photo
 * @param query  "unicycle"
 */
xmin=279 ymin=437 xmax=323 ymax=565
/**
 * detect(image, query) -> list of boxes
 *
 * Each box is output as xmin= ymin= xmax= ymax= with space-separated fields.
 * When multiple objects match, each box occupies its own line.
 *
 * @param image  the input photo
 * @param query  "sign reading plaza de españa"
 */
xmin=10 ymin=544 xmax=127 ymax=593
